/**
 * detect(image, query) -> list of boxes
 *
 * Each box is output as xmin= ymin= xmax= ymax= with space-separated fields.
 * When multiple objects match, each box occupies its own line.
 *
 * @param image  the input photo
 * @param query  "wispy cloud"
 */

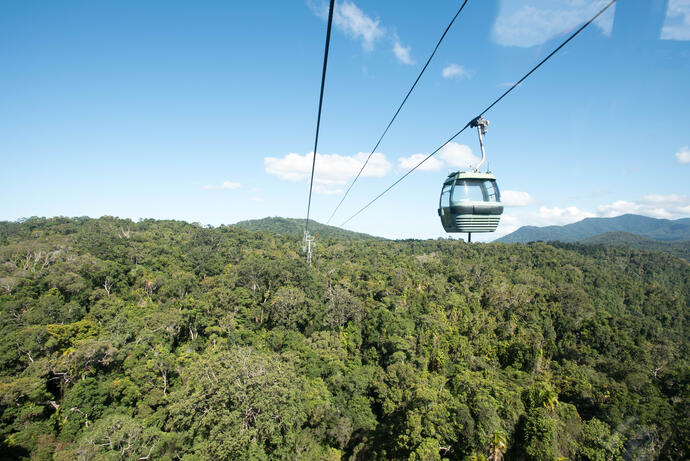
xmin=310 ymin=1 xmax=414 ymax=63
xmin=336 ymin=1 xmax=385 ymax=51
xmin=251 ymin=197 xmax=264 ymax=202
xmin=438 ymin=142 xmax=481 ymax=170
xmin=442 ymin=63 xmax=471 ymax=79
xmin=501 ymin=190 xmax=534 ymax=207
xmin=597 ymin=194 xmax=690 ymax=219
xmin=314 ymin=185 xmax=344 ymax=195
xmin=397 ymin=153 xmax=442 ymax=171
xmin=493 ymin=205 xmax=593 ymax=238
xmin=536 ymin=205 xmax=595 ymax=223
xmin=661 ymin=0 xmax=690 ymax=41
xmin=312 ymin=0 xmax=385 ymax=51
xmin=676 ymin=146 xmax=690 ymax=163
xmin=492 ymin=0 xmax=616 ymax=48
xmin=621 ymin=166 xmax=641 ymax=176
xmin=202 ymin=181 xmax=241 ymax=190
xmin=495 ymin=194 xmax=690 ymax=239
xmin=396 ymin=142 xmax=481 ymax=173
xmin=264 ymin=151 xmax=391 ymax=194
xmin=392 ymin=34 xmax=415 ymax=65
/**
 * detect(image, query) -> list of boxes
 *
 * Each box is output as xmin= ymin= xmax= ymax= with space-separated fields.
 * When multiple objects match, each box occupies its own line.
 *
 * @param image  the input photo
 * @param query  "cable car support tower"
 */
xmin=303 ymin=230 xmax=315 ymax=266
xmin=303 ymin=0 xmax=335 ymax=266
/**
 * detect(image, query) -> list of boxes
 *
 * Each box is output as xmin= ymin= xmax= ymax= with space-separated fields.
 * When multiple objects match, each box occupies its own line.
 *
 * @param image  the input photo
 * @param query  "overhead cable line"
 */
xmin=305 ymin=0 xmax=335 ymax=239
xmin=326 ymin=0 xmax=471 ymax=224
xmin=340 ymin=0 xmax=616 ymax=227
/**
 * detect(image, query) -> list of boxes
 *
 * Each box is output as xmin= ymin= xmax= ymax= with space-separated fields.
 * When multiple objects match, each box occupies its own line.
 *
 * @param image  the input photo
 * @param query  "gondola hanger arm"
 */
xmin=470 ymin=117 xmax=489 ymax=172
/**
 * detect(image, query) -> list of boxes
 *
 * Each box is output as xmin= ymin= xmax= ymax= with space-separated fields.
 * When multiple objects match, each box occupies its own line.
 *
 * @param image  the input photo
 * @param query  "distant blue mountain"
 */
xmin=496 ymin=214 xmax=690 ymax=243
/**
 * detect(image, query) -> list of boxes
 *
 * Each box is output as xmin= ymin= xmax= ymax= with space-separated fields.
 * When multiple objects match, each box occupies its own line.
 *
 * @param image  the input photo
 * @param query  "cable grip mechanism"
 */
xmin=469 ymin=117 xmax=489 ymax=172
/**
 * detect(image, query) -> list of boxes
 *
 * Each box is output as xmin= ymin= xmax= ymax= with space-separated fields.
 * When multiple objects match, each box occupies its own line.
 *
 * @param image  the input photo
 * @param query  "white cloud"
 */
xmin=202 ymin=181 xmax=241 ymax=190
xmin=536 ymin=205 xmax=596 ymax=224
xmin=311 ymin=1 xmax=416 ymax=63
xmin=397 ymin=153 xmax=442 ymax=171
xmin=251 ymin=197 xmax=264 ymax=202
xmin=392 ymin=34 xmax=414 ymax=65
xmin=396 ymin=143 xmax=483 ymax=174
xmin=492 ymin=0 xmax=616 ymax=48
xmin=661 ymin=0 xmax=690 ymax=40
xmin=600 ymin=200 xmax=653 ymax=216
xmin=493 ymin=213 xmax=524 ymax=238
xmin=438 ymin=142 xmax=481 ymax=170
xmin=642 ymin=194 xmax=687 ymax=204
xmin=442 ymin=63 xmax=471 ymax=79
xmin=490 ymin=206 xmax=594 ymax=240
xmin=314 ymin=185 xmax=344 ymax=195
xmin=498 ymin=81 xmax=523 ymax=88
xmin=676 ymin=146 xmax=690 ymax=163
xmin=264 ymin=151 xmax=391 ymax=194
xmin=501 ymin=190 xmax=534 ymax=207
xmin=332 ymin=1 xmax=385 ymax=51
xmin=597 ymin=194 xmax=690 ymax=219
xmin=265 ymin=153 xmax=310 ymax=182
xmin=491 ymin=193 xmax=690 ymax=241
xmin=396 ymin=143 xmax=480 ymax=174
xmin=491 ymin=206 xmax=594 ymax=240
xmin=621 ymin=166 xmax=640 ymax=176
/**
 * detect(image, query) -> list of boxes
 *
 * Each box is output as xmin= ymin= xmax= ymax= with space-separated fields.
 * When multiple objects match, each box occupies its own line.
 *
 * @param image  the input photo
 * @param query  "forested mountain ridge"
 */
xmin=0 ymin=216 xmax=688 ymax=460
xmin=233 ymin=217 xmax=383 ymax=240
xmin=579 ymin=231 xmax=690 ymax=261
xmin=497 ymin=214 xmax=690 ymax=243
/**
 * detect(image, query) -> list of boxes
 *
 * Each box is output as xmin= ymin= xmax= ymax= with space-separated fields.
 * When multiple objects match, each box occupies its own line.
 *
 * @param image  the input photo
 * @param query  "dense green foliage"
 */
xmin=579 ymin=232 xmax=690 ymax=261
xmin=234 ymin=217 xmax=382 ymax=241
xmin=0 ymin=217 xmax=688 ymax=460
xmin=497 ymin=214 xmax=690 ymax=243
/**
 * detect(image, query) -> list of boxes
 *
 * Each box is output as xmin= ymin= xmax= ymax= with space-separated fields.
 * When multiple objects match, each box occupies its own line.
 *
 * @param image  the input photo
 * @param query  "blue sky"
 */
xmin=1 ymin=0 xmax=689 ymax=240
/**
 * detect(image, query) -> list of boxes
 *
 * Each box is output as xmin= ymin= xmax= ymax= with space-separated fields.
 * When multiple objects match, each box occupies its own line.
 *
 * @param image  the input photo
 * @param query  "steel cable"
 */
xmin=305 ymin=0 xmax=336 ymax=235
xmin=340 ymin=0 xmax=617 ymax=227
xmin=326 ymin=0 xmax=471 ymax=224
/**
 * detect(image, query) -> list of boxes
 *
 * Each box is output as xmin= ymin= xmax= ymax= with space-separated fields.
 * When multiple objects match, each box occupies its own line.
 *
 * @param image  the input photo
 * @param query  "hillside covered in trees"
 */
xmin=0 ymin=217 xmax=688 ymax=460
xmin=579 ymin=232 xmax=690 ymax=261
xmin=234 ymin=217 xmax=382 ymax=241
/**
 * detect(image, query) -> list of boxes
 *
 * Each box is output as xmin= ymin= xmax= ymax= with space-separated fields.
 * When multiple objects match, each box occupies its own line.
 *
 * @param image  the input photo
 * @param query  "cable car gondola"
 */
xmin=438 ymin=117 xmax=503 ymax=241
